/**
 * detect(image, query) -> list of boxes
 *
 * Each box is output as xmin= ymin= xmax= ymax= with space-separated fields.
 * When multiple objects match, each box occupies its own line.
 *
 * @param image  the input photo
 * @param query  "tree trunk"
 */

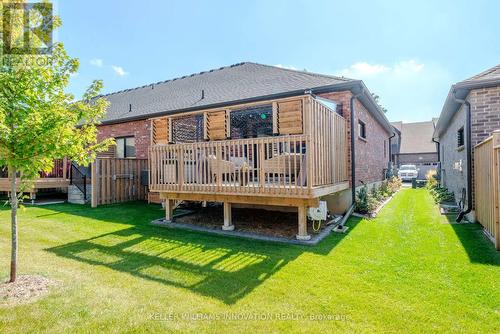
xmin=9 ymin=166 xmax=18 ymax=283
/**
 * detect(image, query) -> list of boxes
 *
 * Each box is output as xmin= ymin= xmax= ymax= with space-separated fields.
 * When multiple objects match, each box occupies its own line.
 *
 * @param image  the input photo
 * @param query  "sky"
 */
xmin=58 ymin=0 xmax=500 ymax=123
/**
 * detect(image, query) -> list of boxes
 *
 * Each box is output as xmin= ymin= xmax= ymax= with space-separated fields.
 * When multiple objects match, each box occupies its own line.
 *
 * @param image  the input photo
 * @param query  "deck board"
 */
xmin=0 ymin=178 xmax=69 ymax=192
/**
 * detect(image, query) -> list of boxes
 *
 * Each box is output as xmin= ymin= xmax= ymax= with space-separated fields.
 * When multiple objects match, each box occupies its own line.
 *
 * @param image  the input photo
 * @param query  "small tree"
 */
xmin=0 ymin=13 xmax=112 ymax=282
xmin=371 ymin=93 xmax=388 ymax=113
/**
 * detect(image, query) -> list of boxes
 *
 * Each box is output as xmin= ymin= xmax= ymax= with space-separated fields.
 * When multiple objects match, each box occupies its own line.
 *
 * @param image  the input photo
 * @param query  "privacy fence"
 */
xmin=91 ymin=158 xmax=148 ymax=207
xmin=474 ymin=130 xmax=500 ymax=250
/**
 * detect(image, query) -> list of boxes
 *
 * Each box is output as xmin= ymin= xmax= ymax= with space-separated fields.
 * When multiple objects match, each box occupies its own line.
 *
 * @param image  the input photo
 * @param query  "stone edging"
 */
xmin=150 ymin=205 xmax=354 ymax=246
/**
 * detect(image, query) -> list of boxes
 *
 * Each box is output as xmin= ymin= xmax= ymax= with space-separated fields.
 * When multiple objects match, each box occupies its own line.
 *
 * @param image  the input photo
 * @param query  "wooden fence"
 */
xmin=474 ymin=130 xmax=500 ymax=250
xmin=91 ymin=158 xmax=148 ymax=207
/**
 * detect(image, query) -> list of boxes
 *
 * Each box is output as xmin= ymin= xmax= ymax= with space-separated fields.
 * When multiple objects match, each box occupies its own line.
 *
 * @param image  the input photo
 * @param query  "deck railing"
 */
xmin=150 ymin=135 xmax=311 ymax=196
xmin=40 ymin=158 xmax=70 ymax=179
xmin=149 ymin=96 xmax=348 ymax=198
xmin=308 ymin=97 xmax=348 ymax=186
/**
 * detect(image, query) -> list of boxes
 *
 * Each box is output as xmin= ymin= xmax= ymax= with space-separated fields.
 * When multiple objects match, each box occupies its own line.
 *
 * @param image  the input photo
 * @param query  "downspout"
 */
xmin=388 ymin=132 xmax=396 ymax=158
xmin=453 ymin=92 xmax=472 ymax=222
xmin=350 ymin=90 xmax=363 ymax=205
xmin=388 ymin=132 xmax=396 ymax=175
xmin=432 ymin=137 xmax=440 ymax=178
xmin=432 ymin=138 xmax=440 ymax=162
xmin=337 ymin=89 xmax=363 ymax=230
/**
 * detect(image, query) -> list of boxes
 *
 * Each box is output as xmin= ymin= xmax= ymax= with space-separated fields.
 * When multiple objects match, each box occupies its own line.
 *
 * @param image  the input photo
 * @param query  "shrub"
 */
xmin=426 ymin=170 xmax=438 ymax=190
xmin=380 ymin=180 xmax=390 ymax=195
xmin=367 ymin=195 xmax=379 ymax=213
xmin=429 ymin=186 xmax=455 ymax=204
xmin=370 ymin=184 xmax=381 ymax=201
xmin=387 ymin=176 xmax=402 ymax=193
xmin=356 ymin=184 xmax=383 ymax=214
xmin=355 ymin=185 xmax=370 ymax=214
xmin=424 ymin=170 xmax=455 ymax=203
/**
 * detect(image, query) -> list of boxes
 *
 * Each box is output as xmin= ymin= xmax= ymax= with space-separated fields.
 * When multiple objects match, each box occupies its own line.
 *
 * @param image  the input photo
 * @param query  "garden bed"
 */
xmin=353 ymin=189 xmax=399 ymax=219
xmin=1 ymin=275 xmax=58 ymax=305
xmin=354 ymin=177 xmax=402 ymax=217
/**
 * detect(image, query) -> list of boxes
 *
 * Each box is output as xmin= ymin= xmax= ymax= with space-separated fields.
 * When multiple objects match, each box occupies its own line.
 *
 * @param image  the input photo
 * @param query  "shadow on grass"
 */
xmin=44 ymin=203 xmax=360 ymax=304
xmin=443 ymin=215 xmax=500 ymax=266
xmin=29 ymin=201 xmax=165 ymax=225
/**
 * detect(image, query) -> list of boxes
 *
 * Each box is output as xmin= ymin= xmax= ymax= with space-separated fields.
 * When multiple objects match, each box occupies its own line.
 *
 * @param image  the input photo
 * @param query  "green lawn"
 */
xmin=0 ymin=189 xmax=499 ymax=333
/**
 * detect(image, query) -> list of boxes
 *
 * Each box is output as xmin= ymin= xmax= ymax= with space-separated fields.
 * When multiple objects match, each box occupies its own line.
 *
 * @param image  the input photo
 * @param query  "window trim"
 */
xmin=358 ymin=120 xmax=367 ymax=141
xmin=457 ymin=126 xmax=465 ymax=149
xmin=115 ymin=136 xmax=136 ymax=159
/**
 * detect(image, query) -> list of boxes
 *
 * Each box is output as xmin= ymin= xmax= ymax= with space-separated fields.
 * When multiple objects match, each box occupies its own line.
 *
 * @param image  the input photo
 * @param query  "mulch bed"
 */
xmin=0 ymin=275 xmax=58 ymax=305
xmin=174 ymin=205 xmax=328 ymax=239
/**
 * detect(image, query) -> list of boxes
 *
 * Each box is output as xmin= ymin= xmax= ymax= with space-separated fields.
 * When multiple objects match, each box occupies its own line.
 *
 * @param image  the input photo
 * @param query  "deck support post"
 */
xmin=296 ymin=204 xmax=311 ymax=240
xmin=222 ymin=202 xmax=234 ymax=231
xmin=165 ymin=199 xmax=175 ymax=223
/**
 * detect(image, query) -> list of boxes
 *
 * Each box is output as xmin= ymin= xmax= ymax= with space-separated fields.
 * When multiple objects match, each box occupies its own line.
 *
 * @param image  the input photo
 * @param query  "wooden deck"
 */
xmin=149 ymin=95 xmax=350 ymax=239
xmin=0 ymin=159 xmax=70 ymax=193
xmin=0 ymin=178 xmax=70 ymax=192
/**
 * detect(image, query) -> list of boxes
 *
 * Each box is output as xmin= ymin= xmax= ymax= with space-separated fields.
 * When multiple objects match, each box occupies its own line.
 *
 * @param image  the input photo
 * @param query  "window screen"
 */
xmin=230 ymin=105 xmax=273 ymax=139
xmin=457 ymin=127 xmax=464 ymax=147
xmin=172 ymin=115 xmax=204 ymax=143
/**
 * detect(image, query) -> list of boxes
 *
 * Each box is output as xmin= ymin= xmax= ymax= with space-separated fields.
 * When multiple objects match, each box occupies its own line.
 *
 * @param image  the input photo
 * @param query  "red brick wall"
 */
xmin=319 ymin=91 xmax=391 ymax=186
xmin=470 ymin=86 xmax=500 ymax=145
xmin=97 ymin=119 xmax=151 ymax=159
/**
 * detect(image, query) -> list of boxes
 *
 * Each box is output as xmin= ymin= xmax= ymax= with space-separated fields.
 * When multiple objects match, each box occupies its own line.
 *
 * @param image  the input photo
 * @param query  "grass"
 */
xmin=0 ymin=189 xmax=499 ymax=333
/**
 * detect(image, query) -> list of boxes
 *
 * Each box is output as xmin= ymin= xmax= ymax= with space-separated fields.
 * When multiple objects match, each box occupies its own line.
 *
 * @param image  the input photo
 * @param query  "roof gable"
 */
xmin=399 ymin=121 xmax=437 ymax=154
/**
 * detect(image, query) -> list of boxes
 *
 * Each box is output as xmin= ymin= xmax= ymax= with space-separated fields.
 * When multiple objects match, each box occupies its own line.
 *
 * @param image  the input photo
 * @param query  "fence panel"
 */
xmin=91 ymin=158 xmax=148 ymax=207
xmin=474 ymin=131 xmax=500 ymax=250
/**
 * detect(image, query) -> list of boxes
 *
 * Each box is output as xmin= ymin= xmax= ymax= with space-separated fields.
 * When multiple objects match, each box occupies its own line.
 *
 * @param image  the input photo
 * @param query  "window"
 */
xmin=457 ymin=127 xmax=464 ymax=147
xmin=230 ymin=105 xmax=273 ymax=139
xmin=116 ymin=137 xmax=136 ymax=158
xmin=358 ymin=120 xmax=366 ymax=140
xmin=172 ymin=115 xmax=204 ymax=143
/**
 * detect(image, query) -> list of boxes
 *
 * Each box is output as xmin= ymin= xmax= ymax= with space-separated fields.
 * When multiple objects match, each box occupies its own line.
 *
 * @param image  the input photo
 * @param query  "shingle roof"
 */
xmin=464 ymin=64 xmax=500 ymax=81
xmin=99 ymin=62 xmax=353 ymax=124
xmin=397 ymin=121 xmax=437 ymax=154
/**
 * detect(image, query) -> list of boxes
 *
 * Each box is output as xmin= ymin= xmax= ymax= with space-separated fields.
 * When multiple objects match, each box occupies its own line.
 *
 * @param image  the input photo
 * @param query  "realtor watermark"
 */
xmin=149 ymin=312 xmax=350 ymax=322
xmin=2 ymin=2 xmax=53 ymax=55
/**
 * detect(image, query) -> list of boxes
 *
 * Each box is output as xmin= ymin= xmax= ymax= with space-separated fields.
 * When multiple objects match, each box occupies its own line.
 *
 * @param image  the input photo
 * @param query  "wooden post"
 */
xmin=222 ymin=202 xmax=234 ymax=230
xmin=165 ymin=199 xmax=174 ymax=222
xmin=62 ymin=157 xmax=68 ymax=179
xmin=259 ymin=141 xmax=265 ymax=189
xmin=296 ymin=204 xmax=311 ymax=240
xmin=493 ymin=131 xmax=500 ymax=250
xmin=91 ymin=161 xmax=97 ymax=208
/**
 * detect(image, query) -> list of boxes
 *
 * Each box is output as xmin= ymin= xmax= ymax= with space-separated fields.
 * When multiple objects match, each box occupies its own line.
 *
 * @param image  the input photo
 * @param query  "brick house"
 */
xmin=390 ymin=120 xmax=439 ymax=179
xmin=95 ymin=62 xmax=393 ymax=238
xmin=433 ymin=64 xmax=500 ymax=221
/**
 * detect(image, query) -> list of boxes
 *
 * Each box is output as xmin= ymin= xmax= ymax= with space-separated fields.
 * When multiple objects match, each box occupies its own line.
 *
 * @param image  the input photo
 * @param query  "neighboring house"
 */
xmin=433 ymin=64 xmax=500 ymax=221
xmin=95 ymin=62 xmax=393 ymax=239
xmin=390 ymin=120 xmax=439 ymax=179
